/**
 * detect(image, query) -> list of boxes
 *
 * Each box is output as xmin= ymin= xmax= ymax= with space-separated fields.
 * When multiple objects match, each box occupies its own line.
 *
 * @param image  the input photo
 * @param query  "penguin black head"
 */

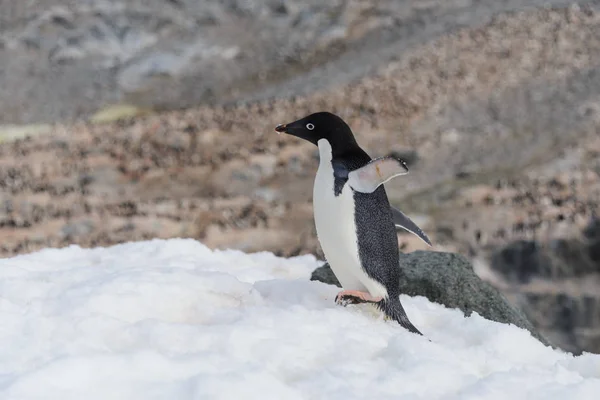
xmin=275 ymin=112 xmax=359 ymax=155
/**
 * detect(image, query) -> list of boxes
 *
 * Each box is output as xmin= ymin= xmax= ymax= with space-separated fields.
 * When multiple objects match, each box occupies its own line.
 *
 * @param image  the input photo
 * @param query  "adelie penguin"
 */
xmin=276 ymin=112 xmax=432 ymax=335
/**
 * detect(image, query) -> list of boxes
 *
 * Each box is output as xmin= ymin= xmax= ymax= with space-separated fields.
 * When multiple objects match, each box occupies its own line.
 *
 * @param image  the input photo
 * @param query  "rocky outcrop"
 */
xmin=490 ymin=219 xmax=600 ymax=354
xmin=491 ymin=218 xmax=600 ymax=283
xmin=311 ymin=250 xmax=548 ymax=345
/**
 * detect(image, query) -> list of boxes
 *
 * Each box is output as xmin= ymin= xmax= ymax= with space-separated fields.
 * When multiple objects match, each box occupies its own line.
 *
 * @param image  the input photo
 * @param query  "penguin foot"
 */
xmin=335 ymin=290 xmax=382 ymax=306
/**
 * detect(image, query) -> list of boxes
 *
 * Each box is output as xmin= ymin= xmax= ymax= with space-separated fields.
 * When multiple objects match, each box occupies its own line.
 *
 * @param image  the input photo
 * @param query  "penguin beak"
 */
xmin=275 ymin=121 xmax=317 ymax=145
xmin=275 ymin=124 xmax=287 ymax=135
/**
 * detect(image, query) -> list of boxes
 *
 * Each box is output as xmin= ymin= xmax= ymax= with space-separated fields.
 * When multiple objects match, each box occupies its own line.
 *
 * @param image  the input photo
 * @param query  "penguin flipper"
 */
xmin=347 ymin=157 xmax=408 ymax=193
xmin=391 ymin=206 xmax=432 ymax=246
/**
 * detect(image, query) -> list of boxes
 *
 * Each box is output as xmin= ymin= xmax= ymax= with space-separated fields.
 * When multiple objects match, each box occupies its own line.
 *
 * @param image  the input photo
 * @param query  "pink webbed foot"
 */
xmin=335 ymin=290 xmax=383 ymax=306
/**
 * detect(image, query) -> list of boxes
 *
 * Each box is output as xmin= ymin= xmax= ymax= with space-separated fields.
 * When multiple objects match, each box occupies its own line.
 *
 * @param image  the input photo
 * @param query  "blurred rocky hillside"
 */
xmin=1 ymin=1 xmax=600 ymax=354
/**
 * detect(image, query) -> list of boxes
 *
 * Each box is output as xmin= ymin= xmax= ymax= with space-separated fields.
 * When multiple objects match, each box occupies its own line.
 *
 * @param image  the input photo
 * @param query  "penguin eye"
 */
xmin=306 ymin=123 xmax=315 ymax=130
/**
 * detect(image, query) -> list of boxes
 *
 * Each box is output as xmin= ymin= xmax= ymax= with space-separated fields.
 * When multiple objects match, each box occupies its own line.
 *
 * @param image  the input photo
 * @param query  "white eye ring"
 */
xmin=306 ymin=123 xmax=315 ymax=130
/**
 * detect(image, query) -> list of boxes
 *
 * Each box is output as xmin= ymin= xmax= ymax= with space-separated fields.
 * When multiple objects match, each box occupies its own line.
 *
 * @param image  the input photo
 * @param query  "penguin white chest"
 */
xmin=313 ymin=139 xmax=368 ymax=292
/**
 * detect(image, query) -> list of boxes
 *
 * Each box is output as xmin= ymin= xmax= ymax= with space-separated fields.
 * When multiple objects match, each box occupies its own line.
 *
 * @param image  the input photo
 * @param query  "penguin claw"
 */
xmin=334 ymin=290 xmax=382 ymax=306
xmin=335 ymin=295 xmax=359 ymax=307
xmin=335 ymin=297 xmax=350 ymax=307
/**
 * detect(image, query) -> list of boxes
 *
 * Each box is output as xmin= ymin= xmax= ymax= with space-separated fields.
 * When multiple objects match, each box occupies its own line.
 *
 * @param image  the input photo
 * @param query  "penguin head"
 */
xmin=275 ymin=112 xmax=359 ymax=155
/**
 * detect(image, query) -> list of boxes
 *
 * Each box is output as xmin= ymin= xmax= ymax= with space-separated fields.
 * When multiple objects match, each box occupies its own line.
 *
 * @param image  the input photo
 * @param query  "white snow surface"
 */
xmin=0 ymin=239 xmax=599 ymax=400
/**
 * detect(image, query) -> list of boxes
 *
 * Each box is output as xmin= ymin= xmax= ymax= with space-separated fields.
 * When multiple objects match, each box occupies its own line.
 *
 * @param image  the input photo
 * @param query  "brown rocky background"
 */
xmin=1 ymin=0 xmax=600 ymax=354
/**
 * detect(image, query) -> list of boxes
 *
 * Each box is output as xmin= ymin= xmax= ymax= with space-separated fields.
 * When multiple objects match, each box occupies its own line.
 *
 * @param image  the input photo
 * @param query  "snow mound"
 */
xmin=0 ymin=239 xmax=599 ymax=399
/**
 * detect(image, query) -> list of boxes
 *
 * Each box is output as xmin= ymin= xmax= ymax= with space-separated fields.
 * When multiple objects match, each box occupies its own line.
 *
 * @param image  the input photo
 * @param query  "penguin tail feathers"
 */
xmin=378 ymin=297 xmax=422 ymax=335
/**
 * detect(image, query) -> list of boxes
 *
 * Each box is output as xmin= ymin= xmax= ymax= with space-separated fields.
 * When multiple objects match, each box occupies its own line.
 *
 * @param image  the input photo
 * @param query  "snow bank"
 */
xmin=0 ymin=239 xmax=598 ymax=400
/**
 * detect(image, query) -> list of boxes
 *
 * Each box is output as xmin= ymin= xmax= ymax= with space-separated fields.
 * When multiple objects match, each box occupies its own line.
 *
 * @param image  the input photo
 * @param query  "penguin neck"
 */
xmin=317 ymin=138 xmax=368 ymax=166
xmin=317 ymin=139 xmax=334 ymax=163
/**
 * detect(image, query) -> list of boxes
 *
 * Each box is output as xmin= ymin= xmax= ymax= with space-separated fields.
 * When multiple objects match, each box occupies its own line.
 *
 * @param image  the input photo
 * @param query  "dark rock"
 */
xmin=490 ymin=240 xmax=548 ymax=283
xmin=488 ymin=219 xmax=600 ymax=354
xmin=311 ymin=262 xmax=340 ymax=287
xmin=455 ymin=170 xmax=472 ymax=179
xmin=583 ymin=217 xmax=600 ymax=240
xmin=311 ymin=250 xmax=548 ymax=345
xmin=584 ymin=218 xmax=600 ymax=264
xmin=492 ymin=220 xmax=600 ymax=283
xmin=589 ymin=239 xmax=600 ymax=263
xmin=522 ymin=292 xmax=600 ymax=355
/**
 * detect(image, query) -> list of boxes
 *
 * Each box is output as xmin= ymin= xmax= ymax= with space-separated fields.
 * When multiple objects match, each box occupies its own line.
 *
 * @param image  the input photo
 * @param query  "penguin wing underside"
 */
xmin=391 ymin=206 xmax=432 ymax=246
xmin=347 ymin=157 xmax=408 ymax=193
